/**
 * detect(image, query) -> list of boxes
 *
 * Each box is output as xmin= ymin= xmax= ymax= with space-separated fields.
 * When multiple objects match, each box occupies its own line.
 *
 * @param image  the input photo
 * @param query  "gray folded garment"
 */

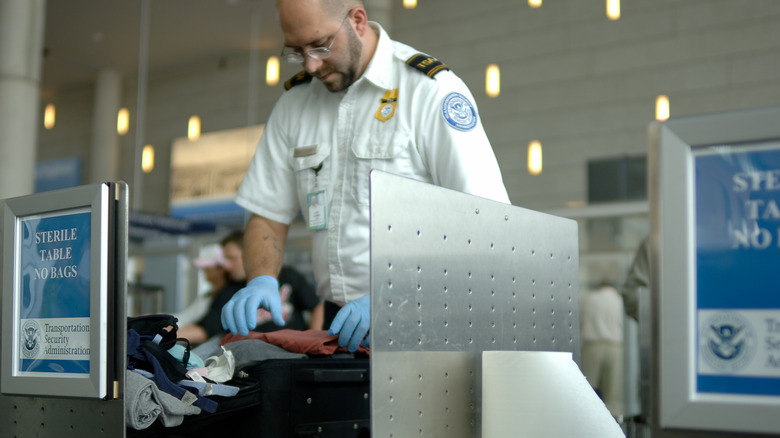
xmin=195 ymin=338 xmax=307 ymax=371
xmin=125 ymin=370 xmax=202 ymax=430
xmin=191 ymin=335 xmax=222 ymax=359
xmin=222 ymin=339 xmax=307 ymax=370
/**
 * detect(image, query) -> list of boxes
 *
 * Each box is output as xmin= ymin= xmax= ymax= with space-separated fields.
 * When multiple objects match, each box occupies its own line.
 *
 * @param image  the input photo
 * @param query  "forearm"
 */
xmin=178 ymin=323 xmax=208 ymax=345
xmin=243 ymin=214 xmax=289 ymax=280
xmin=309 ymin=301 xmax=325 ymax=330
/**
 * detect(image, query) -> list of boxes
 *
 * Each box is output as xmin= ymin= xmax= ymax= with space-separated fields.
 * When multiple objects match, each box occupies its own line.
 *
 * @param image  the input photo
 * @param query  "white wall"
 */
xmin=37 ymin=0 xmax=780 ymax=214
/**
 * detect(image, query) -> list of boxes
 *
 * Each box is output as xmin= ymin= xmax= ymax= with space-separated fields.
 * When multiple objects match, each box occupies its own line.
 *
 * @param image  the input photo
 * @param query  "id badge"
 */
xmin=307 ymin=190 xmax=327 ymax=231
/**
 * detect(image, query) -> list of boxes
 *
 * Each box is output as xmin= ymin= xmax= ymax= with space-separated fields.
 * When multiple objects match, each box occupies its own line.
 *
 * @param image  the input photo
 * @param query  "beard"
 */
xmin=321 ymin=24 xmax=362 ymax=92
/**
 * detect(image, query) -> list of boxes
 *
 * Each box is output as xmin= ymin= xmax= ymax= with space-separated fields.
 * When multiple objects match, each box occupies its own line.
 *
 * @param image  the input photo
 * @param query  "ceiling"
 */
xmin=41 ymin=0 xmax=282 ymax=98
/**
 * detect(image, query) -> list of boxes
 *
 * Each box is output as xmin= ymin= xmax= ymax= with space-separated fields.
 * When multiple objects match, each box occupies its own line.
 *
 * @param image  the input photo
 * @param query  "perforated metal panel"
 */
xmin=0 ymin=397 xmax=125 ymax=437
xmin=369 ymin=171 xmax=579 ymax=438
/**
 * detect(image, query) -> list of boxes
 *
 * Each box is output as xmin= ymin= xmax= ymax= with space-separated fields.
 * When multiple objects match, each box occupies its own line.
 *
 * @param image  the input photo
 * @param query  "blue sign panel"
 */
xmin=35 ymin=157 xmax=82 ymax=193
xmin=18 ymin=210 xmax=91 ymax=375
xmin=695 ymin=143 xmax=780 ymax=396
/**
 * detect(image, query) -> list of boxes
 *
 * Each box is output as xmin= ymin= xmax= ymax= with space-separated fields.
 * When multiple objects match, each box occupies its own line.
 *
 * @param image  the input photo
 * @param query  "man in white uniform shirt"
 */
xmin=222 ymin=0 xmax=509 ymax=352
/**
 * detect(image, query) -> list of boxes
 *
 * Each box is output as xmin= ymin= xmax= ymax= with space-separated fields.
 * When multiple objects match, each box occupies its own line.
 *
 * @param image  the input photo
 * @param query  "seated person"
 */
xmin=179 ymin=231 xmax=247 ymax=344
xmin=174 ymin=243 xmax=227 ymax=326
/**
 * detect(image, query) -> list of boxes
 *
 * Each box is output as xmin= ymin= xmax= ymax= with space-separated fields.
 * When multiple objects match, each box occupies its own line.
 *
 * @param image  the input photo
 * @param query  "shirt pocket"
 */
xmin=349 ymin=129 xmax=411 ymax=206
xmin=291 ymin=144 xmax=331 ymax=203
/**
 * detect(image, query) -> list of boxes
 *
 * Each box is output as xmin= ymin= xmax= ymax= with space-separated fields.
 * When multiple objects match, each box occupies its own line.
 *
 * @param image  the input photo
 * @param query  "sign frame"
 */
xmin=2 ymin=183 xmax=120 ymax=399
xmin=650 ymin=106 xmax=780 ymax=434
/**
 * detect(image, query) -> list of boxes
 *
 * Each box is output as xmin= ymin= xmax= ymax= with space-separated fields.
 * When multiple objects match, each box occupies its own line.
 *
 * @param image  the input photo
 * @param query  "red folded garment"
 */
xmin=220 ymin=329 xmax=370 ymax=356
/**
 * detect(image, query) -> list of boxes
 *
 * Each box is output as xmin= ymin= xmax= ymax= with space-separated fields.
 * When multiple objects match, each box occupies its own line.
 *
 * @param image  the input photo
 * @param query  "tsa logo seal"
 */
xmin=441 ymin=92 xmax=477 ymax=131
xmin=21 ymin=320 xmax=42 ymax=359
xmin=380 ymin=104 xmax=394 ymax=119
xmin=700 ymin=312 xmax=756 ymax=373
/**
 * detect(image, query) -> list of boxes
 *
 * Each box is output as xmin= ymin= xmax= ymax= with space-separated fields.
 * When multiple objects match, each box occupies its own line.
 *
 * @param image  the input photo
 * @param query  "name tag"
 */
xmin=294 ymin=144 xmax=318 ymax=157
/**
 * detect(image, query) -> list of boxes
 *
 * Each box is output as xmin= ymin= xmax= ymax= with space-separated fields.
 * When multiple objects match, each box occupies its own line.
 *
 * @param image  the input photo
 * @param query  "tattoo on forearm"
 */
xmin=262 ymin=233 xmax=283 ymax=274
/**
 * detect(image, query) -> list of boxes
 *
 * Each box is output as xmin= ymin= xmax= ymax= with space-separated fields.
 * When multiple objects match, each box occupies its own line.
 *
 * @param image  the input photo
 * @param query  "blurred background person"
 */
xmin=182 ymin=231 xmax=323 ymax=346
xmin=179 ymin=231 xmax=247 ymax=344
xmin=174 ymin=243 xmax=228 ymax=327
xmin=580 ymin=281 xmax=625 ymax=419
xmin=218 ymin=229 xmax=323 ymax=332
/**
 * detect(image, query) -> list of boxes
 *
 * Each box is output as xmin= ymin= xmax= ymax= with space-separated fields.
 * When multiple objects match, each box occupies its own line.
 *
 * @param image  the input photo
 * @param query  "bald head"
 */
xmin=277 ymin=0 xmax=364 ymax=20
xmin=323 ymin=0 xmax=364 ymax=18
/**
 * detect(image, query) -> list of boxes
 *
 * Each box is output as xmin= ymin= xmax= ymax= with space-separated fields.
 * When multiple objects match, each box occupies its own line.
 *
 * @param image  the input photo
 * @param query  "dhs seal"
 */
xmin=700 ymin=312 xmax=756 ymax=373
xmin=380 ymin=104 xmax=393 ymax=119
xmin=441 ymin=92 xmax=477 ymax=131
xmin=21 ymin=320 xmax=42 ymax=359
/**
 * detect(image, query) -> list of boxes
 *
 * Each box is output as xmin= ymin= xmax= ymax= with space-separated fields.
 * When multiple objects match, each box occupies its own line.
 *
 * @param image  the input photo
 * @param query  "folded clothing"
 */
xmin=177 ymin=379 xmax=241 ymax=397
xmin=220 ymin=329 xmax=370 ymax=356
xmin=127 ymin=329 xmax=218 ymax=413
xmin=126 ymin=370 xmax=201 ymax=430
xmin=222 ymin=339 xmax=307 ymax=370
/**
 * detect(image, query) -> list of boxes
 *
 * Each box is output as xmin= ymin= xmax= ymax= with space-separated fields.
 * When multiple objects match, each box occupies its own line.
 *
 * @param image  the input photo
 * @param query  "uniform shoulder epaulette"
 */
xmin=284 ymin=71 xmax=313 ymax=91
xmin=405 ymin=53 xmax=450 ymax=79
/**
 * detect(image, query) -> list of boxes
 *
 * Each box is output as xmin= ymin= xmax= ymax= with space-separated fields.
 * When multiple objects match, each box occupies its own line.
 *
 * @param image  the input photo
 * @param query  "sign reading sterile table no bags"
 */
xmin=2 ymin=183 xmax=125 ymax=399
xmin=655 ymin=107 xmax=780 ymax=435
xmin=18 ymin=211 xmax=92 ymax=374
xmin=694 ymin=143 xmax=780 ymax=397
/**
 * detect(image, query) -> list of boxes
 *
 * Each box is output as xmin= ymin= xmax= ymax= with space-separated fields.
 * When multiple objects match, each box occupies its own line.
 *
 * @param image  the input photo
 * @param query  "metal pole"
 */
xmin=247 ymin=4 xmax=259 ymax=131
xmin=132 ymin=0 xmax=150 ymax=211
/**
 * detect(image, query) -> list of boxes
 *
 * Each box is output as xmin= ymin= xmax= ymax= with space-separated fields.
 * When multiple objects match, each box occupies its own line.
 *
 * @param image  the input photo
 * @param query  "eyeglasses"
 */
xmin=280 ymin=12 xmax=350 ymax=64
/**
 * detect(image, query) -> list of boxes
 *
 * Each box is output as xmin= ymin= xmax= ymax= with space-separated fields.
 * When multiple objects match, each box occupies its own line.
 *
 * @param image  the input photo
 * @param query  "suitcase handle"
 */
xmin=296 ymin=367 xmax=369 ymax=384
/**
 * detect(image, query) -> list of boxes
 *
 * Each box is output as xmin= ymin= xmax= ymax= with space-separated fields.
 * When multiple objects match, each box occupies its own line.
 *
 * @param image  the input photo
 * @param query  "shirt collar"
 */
xmin=359 ymin=22 xmax=394 ymax=90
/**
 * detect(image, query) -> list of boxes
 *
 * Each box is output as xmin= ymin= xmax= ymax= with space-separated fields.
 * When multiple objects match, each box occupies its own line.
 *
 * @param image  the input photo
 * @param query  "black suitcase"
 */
xmin=248 ymin=356 xmax=370 ymax=437
xmin=127 ymin=356 xmax=370 ymax=438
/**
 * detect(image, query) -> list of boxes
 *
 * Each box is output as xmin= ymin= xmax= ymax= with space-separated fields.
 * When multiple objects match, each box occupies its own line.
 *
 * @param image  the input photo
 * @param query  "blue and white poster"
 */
xmin=18 ymin=210 xmax=92 ymax=375
xmin=695 ymin=142 xmax=780 ymax=397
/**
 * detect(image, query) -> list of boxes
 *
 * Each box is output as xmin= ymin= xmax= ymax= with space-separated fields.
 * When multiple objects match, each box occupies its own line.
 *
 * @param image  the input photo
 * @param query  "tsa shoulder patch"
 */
xmin=284 ymin=70 xmax=313 ymax=91
xmin=406 ymin=53 xmax=449 ymax=78
xmin=441 ymin=92 xmax=478 ymax=131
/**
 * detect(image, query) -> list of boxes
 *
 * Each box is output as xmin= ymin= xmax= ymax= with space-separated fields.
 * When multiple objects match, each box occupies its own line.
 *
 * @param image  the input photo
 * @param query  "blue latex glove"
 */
xmin=221 ymin=275 xmax=285 ymax=336
xmin=327 ymin=294 xmax=370 ymax=352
